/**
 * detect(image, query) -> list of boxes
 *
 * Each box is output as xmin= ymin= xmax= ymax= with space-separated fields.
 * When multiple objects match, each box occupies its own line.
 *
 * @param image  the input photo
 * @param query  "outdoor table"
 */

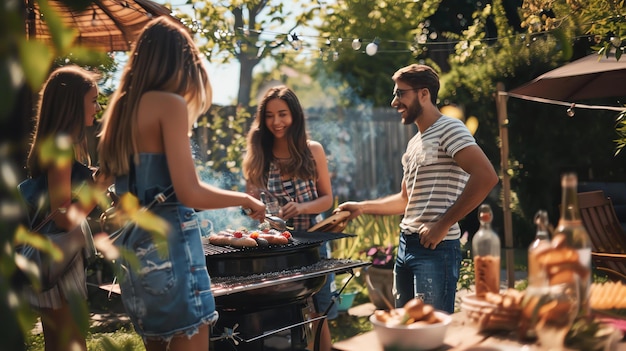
xmin=331 ymin=311 xmax=626 ymax=351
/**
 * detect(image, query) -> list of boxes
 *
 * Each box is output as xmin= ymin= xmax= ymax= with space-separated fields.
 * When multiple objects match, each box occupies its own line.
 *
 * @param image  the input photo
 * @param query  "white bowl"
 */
xmin=369 ymin=309 xmax=452 ymax=350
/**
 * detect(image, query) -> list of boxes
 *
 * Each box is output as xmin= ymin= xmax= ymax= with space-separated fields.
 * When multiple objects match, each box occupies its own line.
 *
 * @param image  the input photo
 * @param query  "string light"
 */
xmin=610 ymin=36 xmax=622 ymax=48
xmin=366 ymin=37 xmax=380 ymax=56
xmin=91 ymin=9 xmax=99 ymax=26
xmin=168 ymin=0 xmax=622 ymax=59
xmin=233 ymin=27 xmax=539 ymax=57
xmin=566 ymin=103 xmax=576 ymax=117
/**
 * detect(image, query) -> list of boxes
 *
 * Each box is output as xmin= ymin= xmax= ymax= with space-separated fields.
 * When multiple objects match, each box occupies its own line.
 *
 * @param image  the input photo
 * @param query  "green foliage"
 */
xmin=332 ymin=213 xmax=400 ymax=300
xmin=175 ymin=0 xmax=322 ymax=106
xmin=521 ymin=0 xmax=626 ymax=61
xmin=616 ymin=110 xmax=626 ymax=156
xmin=192 ymin=105 xmax=251 ymax=190
xmin=86 ymin=328 xmax=145 ymax=351
xmin=458 ymin=258 xmax=475 ymax=292
xmin=439 ymin=0 xmax=626 ymax=249
xmin=328 ymin=314 xmax=372 ymax=343
xmin=314 ymin=0 xmax=443 ymax=107
xmin=26 ymin=327 xmax=144 ymax=351
xmin=335 ymin=274 xmax=363 ymax=294
xmin=332 ymin=214 xmax=401 ymax=262
xmin=565 ymin=315 xmax=617 ymax=351
xmin=458 ymin=233 xmax=475 ymax=292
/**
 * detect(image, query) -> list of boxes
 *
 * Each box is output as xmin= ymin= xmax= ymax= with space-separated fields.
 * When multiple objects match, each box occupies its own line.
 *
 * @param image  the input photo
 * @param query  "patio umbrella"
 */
xmin=509 ymin=53 xmax=626 ymax=101
xmin=25 ymin=0 xmax=172 ymax=52
xmin=499 ymin=53 xmax=626 ymax=287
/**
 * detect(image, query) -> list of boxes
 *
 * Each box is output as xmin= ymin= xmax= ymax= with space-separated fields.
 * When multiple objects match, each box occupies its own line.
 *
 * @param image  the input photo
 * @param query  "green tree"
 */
xmin=439 ymin=0 xmax=626 ymax=244
xmin=311 ymin=0 xmax=625 ymax=244
xmin=520 ymin=0 xmax=626 ymax=60
xmin=176 ymin=0 xmax=322 ymax=107
xmin=2 ymin=1 xmax=126 ymax=348
xmin=314 ymin=0 xmax=443 ymax=107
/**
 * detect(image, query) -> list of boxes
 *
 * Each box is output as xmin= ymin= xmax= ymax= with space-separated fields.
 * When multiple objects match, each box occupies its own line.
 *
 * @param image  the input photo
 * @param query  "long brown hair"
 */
xmin=98 ymin=16 xmax=211 ymax=177
xmin=242 ymin=86 xmax=316 ymax=188
xmin=26 ymin=65 xmax=99 ymax=178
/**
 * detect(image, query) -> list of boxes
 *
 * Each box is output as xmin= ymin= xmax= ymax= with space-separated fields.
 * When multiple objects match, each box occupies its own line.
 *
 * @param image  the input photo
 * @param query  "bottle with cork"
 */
xmin=472 ymin=203 xmax=501 ymax=298
xmin=520 ymin=210 xmax=552 ymax=341
xmin=527 ymin=210 xmax=552 ymax=287
xmin=553 ymin=172 xmax=592 ymax=316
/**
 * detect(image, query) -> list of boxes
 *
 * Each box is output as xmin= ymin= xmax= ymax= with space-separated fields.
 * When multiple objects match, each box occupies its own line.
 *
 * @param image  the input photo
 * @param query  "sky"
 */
xmin=205 ymin=60 xmax=239 ymax=106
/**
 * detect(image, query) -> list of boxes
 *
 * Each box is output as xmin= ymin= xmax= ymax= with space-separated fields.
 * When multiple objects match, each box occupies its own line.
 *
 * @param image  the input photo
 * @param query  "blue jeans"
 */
xmin=118 ymin=204 xmax=218 ymax=341
xmin=394 ymin=232 xmax=461 ymax=313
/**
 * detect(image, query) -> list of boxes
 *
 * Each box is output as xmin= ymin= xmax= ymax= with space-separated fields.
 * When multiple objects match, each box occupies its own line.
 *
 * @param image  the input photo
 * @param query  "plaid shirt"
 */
xmin=266 ymin=161 xmax=319 ymax=230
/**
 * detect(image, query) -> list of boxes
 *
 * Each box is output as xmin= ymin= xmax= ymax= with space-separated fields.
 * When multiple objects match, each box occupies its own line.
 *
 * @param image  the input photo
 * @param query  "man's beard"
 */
xmin=402 ymin=99 xmax=423 ymax=125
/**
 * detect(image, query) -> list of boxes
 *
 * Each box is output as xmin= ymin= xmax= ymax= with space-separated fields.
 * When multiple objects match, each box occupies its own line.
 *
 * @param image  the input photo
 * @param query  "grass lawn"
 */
xmin=25 ymin=250 xmax=530 ymax=351
xmin=25 ymin=290 xmax=374 ymax=351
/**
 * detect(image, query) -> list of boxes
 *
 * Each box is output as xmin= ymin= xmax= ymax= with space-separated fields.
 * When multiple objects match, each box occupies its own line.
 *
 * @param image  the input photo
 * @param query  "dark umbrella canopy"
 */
xmin=510 ymin=53 xmax=626 ymax=101
xmin=25 ymin=0 xmax=172 ymax=52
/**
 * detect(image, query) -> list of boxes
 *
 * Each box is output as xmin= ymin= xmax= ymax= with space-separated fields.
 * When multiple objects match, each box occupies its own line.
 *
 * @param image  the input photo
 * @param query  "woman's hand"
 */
xmin=280 ymin=201 xmax=303 ymax=220
xmin=244 ymin=195 xmax=266 ymax=222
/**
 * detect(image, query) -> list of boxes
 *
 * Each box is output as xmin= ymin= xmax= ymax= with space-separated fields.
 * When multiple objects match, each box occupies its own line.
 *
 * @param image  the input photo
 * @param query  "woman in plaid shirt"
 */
xmin=243 ymin=85 xmax=335 ymax=351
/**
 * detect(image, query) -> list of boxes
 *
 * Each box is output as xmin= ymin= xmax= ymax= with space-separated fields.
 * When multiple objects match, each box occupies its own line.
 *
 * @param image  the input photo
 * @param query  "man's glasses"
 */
xmin=392 ymin=87 xmax=424 ymax=99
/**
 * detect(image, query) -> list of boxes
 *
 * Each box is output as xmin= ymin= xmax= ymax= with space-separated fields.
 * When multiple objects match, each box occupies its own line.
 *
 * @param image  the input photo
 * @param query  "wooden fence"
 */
xmin=306 ymin=108 xmax=416 ymax=201
xmin=189 ymin=107 xmax=416 ymax=202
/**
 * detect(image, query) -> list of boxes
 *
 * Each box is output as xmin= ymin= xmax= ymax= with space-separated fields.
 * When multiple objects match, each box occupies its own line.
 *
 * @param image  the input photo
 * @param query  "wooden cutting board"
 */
xmin=308 ymin=211 xmax=351 ymax=232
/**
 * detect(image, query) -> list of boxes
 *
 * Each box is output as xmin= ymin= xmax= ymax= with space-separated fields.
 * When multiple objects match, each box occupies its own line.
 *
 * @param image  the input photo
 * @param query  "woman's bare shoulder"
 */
xmin=307 ymin=140 xmax=325 ymax=152
xmin=138 ymin=91 xmax=187 ymax=123
xmin=141 ymin=91 xmax=186 ymax=106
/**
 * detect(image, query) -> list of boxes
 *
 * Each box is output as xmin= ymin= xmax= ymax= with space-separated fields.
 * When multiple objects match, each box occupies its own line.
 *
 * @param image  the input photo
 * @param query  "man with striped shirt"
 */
xmin=336 ymin=64 xmax=498 ymax=313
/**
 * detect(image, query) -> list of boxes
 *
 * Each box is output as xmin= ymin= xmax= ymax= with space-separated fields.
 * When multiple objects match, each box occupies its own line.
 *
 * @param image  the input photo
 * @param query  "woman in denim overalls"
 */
xmin=98 ymin=17 xmax=265 ymax=351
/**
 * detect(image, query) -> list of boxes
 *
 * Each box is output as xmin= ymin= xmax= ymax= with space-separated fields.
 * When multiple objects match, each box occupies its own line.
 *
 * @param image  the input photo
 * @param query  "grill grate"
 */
xmin=202 ymin=230 xmax=354 ymax=256
xmin=210 ymin=258 xmax=369 ymax=297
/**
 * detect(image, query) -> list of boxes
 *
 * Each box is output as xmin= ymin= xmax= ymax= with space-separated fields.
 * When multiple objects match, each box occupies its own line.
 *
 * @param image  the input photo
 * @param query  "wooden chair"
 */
xmin=577 ymin=190 xmax=626 ymax=282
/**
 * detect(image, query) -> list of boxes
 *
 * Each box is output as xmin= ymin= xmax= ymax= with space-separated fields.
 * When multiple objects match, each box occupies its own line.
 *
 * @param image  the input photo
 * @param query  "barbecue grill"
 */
xmin=204 ymin=231 xmax=368 ymax=351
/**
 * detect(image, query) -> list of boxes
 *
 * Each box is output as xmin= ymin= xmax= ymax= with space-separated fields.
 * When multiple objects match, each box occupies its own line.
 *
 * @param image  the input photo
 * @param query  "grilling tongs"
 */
xmin=265 ymin=215 xmax=292 ymax=231
xmin=241 ymin=192 xmax=293 ymax=231
xmin=259 ymin=192 xmax=293 ymax=231
xmin=242 ymin=207 xmax=289 ymax=230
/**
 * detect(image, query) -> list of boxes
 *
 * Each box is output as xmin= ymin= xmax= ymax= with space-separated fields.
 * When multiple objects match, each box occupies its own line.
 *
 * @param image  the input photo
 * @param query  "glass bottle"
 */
xmin=472 ymin=203 xmax=501 ymax=298
xmin=528 ymin=210 xmax=551 ymax=287
xmin=521 ymin=210 xmax=552 ymax=341
xmin=553 ymin=172 xmax=592 ymax=315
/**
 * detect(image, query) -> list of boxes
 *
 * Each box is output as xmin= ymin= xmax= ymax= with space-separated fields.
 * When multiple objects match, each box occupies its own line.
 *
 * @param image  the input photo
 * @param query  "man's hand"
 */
xmin=418 ymin=222 xmax=449 ymax=250
xmin=334 ymin=201 xmax=363 ymax=221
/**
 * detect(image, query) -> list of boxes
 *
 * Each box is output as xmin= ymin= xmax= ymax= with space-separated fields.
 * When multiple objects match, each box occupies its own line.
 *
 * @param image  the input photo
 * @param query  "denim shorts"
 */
xmin=118 ymin=204 xmax=218 ymax=342
xmin=394 ymin=232 xmax=461 ymax=313
xmin=312 ymin=241 xmax=338 ymax=320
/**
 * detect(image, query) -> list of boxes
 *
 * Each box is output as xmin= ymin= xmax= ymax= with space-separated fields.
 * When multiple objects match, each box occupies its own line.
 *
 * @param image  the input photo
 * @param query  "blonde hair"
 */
xmin=27 ymin=65 xmax=99 ymax=178
xmin=98 ymin=16 xmax=211 ymax=176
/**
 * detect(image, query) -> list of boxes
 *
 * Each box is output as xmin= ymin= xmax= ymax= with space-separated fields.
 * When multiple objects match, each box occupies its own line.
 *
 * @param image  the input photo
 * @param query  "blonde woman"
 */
xmin=24 ymin=64 xmax=107 ymax=351
xmin=98 ymin=17 xmax=265 ymax=351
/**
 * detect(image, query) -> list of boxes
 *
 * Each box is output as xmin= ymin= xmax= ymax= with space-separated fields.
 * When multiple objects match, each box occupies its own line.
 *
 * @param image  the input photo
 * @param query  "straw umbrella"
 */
xmin=24 ymin=0 xmax=173 ymax=52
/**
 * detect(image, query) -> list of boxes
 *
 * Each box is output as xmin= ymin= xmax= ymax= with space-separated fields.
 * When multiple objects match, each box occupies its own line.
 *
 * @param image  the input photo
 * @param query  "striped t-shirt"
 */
xmin=399 ymin=115 xmax=477 ymax=240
